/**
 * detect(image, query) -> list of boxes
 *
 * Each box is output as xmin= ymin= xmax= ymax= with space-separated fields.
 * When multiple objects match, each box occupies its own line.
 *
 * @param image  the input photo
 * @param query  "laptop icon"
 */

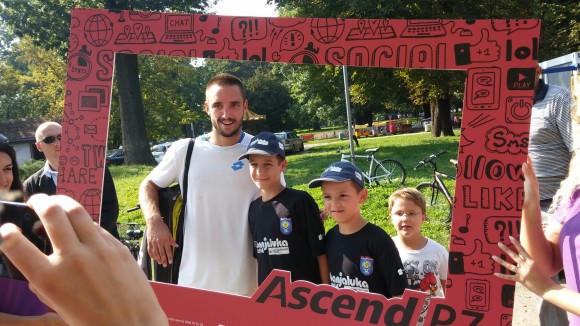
xmin=400 ymin=20 xmax=446 ymax=38
xmin=160 ymin=14 xmax=196 ymax=44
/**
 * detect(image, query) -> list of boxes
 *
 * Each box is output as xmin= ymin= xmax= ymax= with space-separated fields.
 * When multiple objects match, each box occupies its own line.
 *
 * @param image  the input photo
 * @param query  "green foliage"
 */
xmin=137 ymin=56 xmax=199 ymax=142
xmin=0 ymin=36 xmax=65 ymax=120
xmin=245 ymin=66 xmax=294 ymax=132
xmin=19 ymin=159 xmax=45 ymax=182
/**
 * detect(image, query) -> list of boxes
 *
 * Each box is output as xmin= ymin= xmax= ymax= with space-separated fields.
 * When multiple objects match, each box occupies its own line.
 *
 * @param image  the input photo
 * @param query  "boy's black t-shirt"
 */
xmin=326 ymin=222 xmax=407 ymax=298
xmin=249 ymin=187 xmax=326 ymax=285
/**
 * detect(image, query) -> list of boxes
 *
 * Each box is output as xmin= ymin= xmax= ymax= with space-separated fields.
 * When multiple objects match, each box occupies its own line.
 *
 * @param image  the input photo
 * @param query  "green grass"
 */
xmin=108 ymin=165 xmax=153 ymax=224
xmin=109 ymin=131 xmax=460 ymax=249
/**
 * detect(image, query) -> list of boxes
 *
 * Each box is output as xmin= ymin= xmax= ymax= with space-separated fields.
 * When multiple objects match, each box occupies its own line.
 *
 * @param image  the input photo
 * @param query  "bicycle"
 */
xmin=337 ymin=147 xmax=406 ymax=188
xmin=117 ymin=205 xmax=144 ymax=260
xmin=414 ymin=151 xmax=456 ymax=224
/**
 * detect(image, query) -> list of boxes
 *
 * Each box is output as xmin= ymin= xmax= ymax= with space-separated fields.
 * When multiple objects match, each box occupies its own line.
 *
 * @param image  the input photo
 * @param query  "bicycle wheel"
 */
xmin=373 ymin=159 xmax=406 ymax=188
xmin=416 ymin=182 xmax=452 ymax=223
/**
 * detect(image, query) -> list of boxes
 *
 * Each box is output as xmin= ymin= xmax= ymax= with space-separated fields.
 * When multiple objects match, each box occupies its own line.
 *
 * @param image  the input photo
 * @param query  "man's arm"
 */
xmin=138 ymin=177 xmax=178 ymax=267
xmin=22 ymin=174 xmax=36 ymax=201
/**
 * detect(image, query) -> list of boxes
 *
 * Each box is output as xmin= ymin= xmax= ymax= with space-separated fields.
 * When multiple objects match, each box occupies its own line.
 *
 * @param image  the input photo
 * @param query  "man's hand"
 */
xmin=147 ymin=217 xmax=178 ymax=267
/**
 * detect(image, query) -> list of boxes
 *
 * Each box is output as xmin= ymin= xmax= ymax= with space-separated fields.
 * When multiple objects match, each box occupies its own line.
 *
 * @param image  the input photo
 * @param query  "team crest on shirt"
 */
xmin=360 ymin=256 xmax=374 ymax=276
xmin=280 ymin=217 xmax=292 ymax=235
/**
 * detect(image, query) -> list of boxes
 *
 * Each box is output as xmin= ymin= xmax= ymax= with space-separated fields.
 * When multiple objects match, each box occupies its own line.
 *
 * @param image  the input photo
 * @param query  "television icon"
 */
xmin=160 ymin=14 xmax=196 ymax=44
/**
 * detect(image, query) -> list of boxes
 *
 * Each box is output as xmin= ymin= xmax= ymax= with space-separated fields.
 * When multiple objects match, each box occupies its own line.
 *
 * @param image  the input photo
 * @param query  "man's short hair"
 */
xmin=206 ymin=73 xmax=246 ymax=100
xmin=35 ymin=122 xmax=62 ymax=142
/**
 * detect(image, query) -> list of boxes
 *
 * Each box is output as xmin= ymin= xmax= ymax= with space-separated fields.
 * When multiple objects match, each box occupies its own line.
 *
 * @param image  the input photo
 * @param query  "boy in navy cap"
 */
xmin=309 ymin=161 xmax=406 ymax=298
xmin=238 ymin=132 xmax=329 ymax=285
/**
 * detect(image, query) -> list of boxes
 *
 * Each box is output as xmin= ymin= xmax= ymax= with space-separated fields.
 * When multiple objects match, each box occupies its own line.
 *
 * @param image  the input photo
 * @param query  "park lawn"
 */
xmin=111 ymin=131 xmax=460 ymax=249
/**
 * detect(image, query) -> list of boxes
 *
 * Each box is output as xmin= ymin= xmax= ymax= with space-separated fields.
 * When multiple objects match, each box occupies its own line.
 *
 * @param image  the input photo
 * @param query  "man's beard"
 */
xmin=212 ymin=118 xmax=243 ymax=138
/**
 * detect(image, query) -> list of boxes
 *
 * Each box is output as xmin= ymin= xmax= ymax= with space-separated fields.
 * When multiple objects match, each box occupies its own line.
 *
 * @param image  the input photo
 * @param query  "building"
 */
xmin=540 ymin=52 xmax=580 ymax=92
xmin=0 ymin=116 xmax=46 ymax=165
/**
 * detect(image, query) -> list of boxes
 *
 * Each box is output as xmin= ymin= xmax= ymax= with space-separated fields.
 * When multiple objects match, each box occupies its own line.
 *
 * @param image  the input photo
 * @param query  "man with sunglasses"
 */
xmin=23 ymin=122 xmax=121 ymax=239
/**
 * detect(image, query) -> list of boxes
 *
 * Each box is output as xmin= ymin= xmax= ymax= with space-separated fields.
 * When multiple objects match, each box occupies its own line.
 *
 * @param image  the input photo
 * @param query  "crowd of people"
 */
xmin=0 ymin=72 xmax=578 ymax=325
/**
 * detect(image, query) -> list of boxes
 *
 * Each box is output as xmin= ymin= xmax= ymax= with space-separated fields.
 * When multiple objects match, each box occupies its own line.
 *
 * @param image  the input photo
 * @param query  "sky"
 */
xmin=210 ymin=0 xmax=279 ymax=17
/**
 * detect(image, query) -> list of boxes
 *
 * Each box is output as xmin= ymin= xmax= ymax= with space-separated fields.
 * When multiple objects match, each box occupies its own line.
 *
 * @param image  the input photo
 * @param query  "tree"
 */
xmin=0 ymin=36 xmax=66 ymax=120
xmin=245 ymin=66 xmax=294 ymax=132
xmin=277 ymin=64 xmax=346 ymax=129
xmin=270 ymin=0 xmax=580 ymax=136
xmin=0 ymin=0 xmax=212 ymax=165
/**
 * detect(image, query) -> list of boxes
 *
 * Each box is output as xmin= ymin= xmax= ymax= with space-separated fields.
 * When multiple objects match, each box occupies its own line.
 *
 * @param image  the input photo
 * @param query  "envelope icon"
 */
xmin=84 ymin=124 xmax=97 ymax=134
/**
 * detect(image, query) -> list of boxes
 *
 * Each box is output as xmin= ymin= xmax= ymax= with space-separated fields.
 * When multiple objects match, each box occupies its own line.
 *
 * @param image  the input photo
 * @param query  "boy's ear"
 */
xmin=358 ymin=187 xmax=368 ymax=204
xmin=280 ymin=159 xmax=288 ymax=172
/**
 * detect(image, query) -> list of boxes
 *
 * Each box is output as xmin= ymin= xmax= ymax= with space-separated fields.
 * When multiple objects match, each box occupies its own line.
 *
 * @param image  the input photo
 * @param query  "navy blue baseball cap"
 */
xmin=308 ymin=161 xmax=364 ymax=189
xmin=238 ymin=131 xmax=286 ymax=160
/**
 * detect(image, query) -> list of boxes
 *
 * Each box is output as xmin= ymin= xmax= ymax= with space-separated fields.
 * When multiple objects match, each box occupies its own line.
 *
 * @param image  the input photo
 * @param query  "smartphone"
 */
xmin=0 ymin=201 xmax=51 ymax=254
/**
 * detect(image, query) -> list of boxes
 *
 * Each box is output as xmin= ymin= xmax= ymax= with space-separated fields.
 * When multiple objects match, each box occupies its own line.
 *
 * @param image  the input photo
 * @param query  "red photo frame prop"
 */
xmin=62 ymin=9 xmax=540 ymax=325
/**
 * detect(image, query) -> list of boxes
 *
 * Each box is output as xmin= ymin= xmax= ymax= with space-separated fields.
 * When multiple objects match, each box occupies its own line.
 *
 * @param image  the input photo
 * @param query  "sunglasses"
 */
xmin=39 ymin=134 xmax=62 ymax=144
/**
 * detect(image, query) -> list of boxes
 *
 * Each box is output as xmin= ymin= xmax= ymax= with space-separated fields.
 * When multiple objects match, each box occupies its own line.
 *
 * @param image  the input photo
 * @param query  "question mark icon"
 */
xmin=239 ymin=21 xmax=248 ymax=38
xmin=494 ymin=221 xmax=507 ymax=242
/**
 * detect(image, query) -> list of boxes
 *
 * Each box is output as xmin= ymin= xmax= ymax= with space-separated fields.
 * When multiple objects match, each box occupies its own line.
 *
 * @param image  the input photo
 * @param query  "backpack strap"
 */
xmin=181 ymin=138 xmax=195 ymax=208
xmin=171 ymin=138 xmax=194 ymax=283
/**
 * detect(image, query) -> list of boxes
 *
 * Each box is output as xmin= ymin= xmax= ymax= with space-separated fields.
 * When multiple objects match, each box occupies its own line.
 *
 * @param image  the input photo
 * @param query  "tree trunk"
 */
xmin=430 ymin=99 xmax=440 ymax=137
xmin=116 ymin=53 xmax=157 ymax=165
xmin=438 ymin=94 xmax=455 ymax=136
xmin=430 ymin=94 xmax=455 ymax=137
xmin=422 ymin=103 xmax=430 ymax=119
xmin=363 ymin=109 xmax=373 ymax=127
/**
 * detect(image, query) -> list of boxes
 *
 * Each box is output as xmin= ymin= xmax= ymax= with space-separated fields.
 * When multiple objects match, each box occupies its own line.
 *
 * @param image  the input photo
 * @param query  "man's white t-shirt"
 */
xmin=150 ymin=133 xmax=259 ymax=296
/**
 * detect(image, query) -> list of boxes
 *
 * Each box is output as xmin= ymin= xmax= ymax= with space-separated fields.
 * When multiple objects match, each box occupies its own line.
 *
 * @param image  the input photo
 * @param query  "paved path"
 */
xmin=513 ymin=283 xmax=540 ymax=326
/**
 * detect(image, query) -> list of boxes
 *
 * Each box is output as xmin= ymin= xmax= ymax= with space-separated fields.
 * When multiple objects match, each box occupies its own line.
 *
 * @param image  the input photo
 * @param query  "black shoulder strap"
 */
xmin=181 ymin=138 xmax=195 ymax=206
xmin=171 ymin=138 xmax=194 ymax=283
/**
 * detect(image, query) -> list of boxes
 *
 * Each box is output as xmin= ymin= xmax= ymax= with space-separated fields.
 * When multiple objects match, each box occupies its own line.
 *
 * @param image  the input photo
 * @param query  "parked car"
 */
xmin=275 ymin=131 xmax=304 ymax=153
xmin=151 ymin=141 xmax=174 ymax=163
xmin=105 ymin=149 xmax=124 ymax=165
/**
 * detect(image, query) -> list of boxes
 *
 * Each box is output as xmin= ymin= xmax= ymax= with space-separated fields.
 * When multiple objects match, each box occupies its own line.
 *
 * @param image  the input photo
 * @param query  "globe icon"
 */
xmin=80 ymin=188 xmax=102 ymax=221
xmin=310 ymin=18 xmax=345 ymax=44
xmin=84 ymin=14 xmax=113 ymax=47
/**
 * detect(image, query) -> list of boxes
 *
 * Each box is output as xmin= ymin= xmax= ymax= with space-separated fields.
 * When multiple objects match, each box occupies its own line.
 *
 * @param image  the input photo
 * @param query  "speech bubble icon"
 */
xmin=231 ymin=17 xmax=268 ymax=44
xmin=474 ymin=89 xmax=490 ymax=100
xmin=491 ymin=19 xmax=539 ymax=35
xmin=476 ymin=75 xmax=493 ymax=86
xmin=483 ymin=216 xmax=520 ymax=243
xmin=280 ymin=30 xmax=304 ymax=52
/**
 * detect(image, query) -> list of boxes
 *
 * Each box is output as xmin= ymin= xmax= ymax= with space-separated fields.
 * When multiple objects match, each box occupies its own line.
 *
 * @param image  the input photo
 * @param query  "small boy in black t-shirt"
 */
xmin=238 ymin=132 xmax=329 ymax=285
xmin=308 ymin=161 xmax=406 ymax=298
